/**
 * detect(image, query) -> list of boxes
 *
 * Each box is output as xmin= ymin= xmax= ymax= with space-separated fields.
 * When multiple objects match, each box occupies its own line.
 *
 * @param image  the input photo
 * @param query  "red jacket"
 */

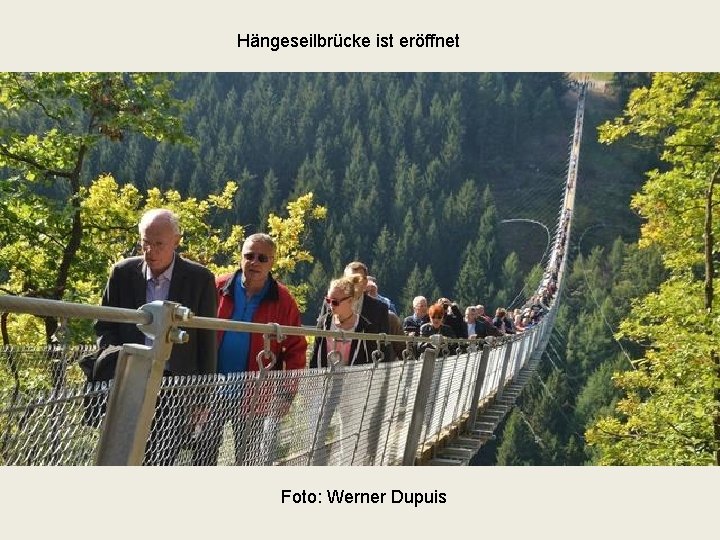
xmin=216 ymin=271 xmax=307 ymax=372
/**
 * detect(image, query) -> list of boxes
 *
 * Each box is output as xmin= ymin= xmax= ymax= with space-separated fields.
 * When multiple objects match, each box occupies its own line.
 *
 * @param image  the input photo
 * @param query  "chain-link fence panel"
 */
xmin=1 ymin=345 xmax=95 ymax=406
xmin=416 ymin=349 xmax=450 ymax=453
xmin=451 ymin=348 xmax=481 ymax=426
xmin=0 ymin=381 xmax=109 ymax=465
xmin=376 ymin=356 xmax=422 ymax=465
xmin=481 ymin=344 xmax=506 ymax=402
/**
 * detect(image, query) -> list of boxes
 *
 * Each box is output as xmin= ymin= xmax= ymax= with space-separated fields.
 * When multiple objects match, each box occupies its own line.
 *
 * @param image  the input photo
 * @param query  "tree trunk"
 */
xmin=45 ymin=151 xmax=86 ymax=343
xmin=1 ymin=312 xmax=8 ymax=346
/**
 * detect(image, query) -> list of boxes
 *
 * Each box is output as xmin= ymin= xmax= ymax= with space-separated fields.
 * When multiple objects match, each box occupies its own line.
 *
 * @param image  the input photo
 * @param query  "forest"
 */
xmin=1 ymin=72 xmax=718 ymax=465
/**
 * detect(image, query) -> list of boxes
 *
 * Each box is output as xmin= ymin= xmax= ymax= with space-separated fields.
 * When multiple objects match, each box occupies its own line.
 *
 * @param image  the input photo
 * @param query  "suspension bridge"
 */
xmin=0 ymin=84 xmax=586 ymax=466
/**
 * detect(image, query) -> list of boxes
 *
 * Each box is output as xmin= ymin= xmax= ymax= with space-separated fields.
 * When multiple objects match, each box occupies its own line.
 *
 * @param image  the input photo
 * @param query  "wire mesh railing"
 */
xmin=0 ymin=321 xmax=545 ymax=466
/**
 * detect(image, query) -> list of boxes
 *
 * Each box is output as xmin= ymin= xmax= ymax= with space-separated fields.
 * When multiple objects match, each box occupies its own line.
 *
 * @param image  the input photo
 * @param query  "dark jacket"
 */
xmin=468 ymin=319 xmax=502 ymax=339
xmin=316 ymin=292 xmax=391 ymax=361
xmin=418 ymin=322 xmax=457 ymax=354
xmin=318 ymin=293 xmax=390 ymax=336
xmin=402 ymin=313 xmax=429 ymax=335
xmin=94 ymin=255 xmax=217 ymax=376
xmin=444 ymin=306 xmax=467 ymax=340
xmin=310 ymin=312 xmax=380 ymax=368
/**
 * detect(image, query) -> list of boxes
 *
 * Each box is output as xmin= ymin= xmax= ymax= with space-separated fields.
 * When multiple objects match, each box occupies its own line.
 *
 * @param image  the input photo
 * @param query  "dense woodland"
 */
xmin=78 ymin=73 xmax=574 ymax=320
xmin=1 ymin=72 xmax=718 ymax=465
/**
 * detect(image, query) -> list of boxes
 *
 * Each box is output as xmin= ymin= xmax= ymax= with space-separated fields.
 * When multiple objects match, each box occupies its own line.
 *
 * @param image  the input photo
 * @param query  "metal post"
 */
xmin=495 ymin=339 xmax=515 ymax=400
xmin=379 ymin=349 xmax=412 ymax=465
xmin=466 ymin=343 xmax=491 ymax=430
xmin=95 ymin=301 xmax=186 ymax=466
xmin=402 ymin=346 xmax=438 ymax=466
xmin=434 ymin=350 xmax=461 ymax=445
xmin=350 ymin=351 xmax=381 ymax=465
xmin=451 ymin=349 xmax=472 ymax=425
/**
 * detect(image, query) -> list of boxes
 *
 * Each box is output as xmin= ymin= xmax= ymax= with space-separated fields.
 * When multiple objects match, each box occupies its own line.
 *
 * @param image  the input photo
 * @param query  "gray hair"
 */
xmin=412 ymin=296 xmax=427 ymax=307
xmin=138 ymin=208 xmax=181 ymax=236
xmin=243 ymin=233 xmax=276 ymax=252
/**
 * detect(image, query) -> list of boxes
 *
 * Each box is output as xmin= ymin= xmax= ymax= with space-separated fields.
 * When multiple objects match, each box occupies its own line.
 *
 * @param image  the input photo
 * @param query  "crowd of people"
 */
xmin=93 ymin=207 xmax=563 ymax=464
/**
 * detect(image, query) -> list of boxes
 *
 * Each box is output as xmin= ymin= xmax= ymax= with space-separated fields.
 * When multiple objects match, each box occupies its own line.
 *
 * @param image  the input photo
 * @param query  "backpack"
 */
xmin=78 ymin=345 xmax=122 ymax=427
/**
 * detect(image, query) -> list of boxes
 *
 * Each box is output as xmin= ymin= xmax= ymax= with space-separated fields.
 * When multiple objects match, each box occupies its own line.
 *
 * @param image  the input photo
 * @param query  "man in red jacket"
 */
xmin=197 ymin=233 xmax=307 ymax=465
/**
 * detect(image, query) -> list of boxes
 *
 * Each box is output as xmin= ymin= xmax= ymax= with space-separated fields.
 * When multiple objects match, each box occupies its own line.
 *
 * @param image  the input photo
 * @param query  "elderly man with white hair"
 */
xmin=95 ymin=208 xmax=217 ymax=466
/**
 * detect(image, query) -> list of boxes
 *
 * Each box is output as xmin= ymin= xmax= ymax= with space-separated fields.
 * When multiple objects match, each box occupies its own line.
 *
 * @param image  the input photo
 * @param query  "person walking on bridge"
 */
xmin=95 ymin=208 xmax=217 ymax=466
xmin=200 ymin=233 xmax=307 ymax=465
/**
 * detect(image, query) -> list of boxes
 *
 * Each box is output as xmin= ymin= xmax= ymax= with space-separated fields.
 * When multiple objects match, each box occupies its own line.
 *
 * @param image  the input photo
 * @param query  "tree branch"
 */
xmin=9 ymin=73 xmax=64 ymax=123
xmin=0 ymin=144 xmax=72 ymax=179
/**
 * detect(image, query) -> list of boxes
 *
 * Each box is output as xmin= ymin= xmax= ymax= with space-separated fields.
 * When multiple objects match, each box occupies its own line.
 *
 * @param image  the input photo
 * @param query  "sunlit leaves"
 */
xmin=599 ymin=72 xmax=720 ymax=274
xmin=0 ymin=73 xmax=191 ymax=342
xmin=2 ymin=171 xmax=325 ymax=343
xmin=588 ymin=73 xmax=720 ymax=464
xmin=267 ymin=192 xmax=327 ymax=279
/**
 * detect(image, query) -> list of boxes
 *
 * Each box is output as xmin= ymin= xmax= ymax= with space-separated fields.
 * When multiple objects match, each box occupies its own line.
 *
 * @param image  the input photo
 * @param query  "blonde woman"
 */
xmin=310 ymin=274 xmax=381 ymax=368
xmin=309 ymin=274 xmax=384 ymax=464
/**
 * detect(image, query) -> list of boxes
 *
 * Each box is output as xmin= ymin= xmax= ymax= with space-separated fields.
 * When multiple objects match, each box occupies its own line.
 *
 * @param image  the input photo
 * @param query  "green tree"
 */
xmin=400 ymin=264 xmax=441 ymax=314
xmin=0 ymin=72 xmax=188 ymax=341
xmin=453 ymin=236 xmax=488 ymax=307
xmin=587 ymin=73 xmax=720 ymax=465
xmin=257 ymin=169 xmax=280 ymax=227
xmin=496 ymin=409 xmax=543 ymax=465
xmin=493 ymin=251 xmax=522 ymax=308
xmin=1 ymin=173 xmax=325 ymax=344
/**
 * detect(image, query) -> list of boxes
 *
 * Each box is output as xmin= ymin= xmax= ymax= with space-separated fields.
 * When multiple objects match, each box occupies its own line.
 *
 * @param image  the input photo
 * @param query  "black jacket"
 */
xmin=402 ymin=313 xmax=429 ymax=335
xmin=310 ymin=312 xmax=380 ymax=368
xmin=443 ymin=304 xmax=467 ymax=339
xmin=94 ymin=255 xmax=217 ymax=376
xmin=418 ymin=322 xmax=457 ymax=354
xmin=317 ymin=293 xmax=390 ymax=335
xmin=468 ymin=318 xmax=502 ymax=338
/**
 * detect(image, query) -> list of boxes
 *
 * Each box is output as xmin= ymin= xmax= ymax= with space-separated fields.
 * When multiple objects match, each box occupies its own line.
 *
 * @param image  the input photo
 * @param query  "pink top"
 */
xmin=328 ymin=315 xmax=359 ymax=366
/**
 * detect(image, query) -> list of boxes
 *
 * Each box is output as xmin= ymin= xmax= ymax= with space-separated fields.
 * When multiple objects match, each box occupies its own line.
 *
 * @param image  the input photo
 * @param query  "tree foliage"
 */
xmin=0 ymin=73 xmax=188 ymax=341
xmin=587 ymin=73 xmax=720 ymax=465
xmin=0 ymin=73 xmax=326 ymax=344
xmin=67 ymin=73 xmax=571 ymax=323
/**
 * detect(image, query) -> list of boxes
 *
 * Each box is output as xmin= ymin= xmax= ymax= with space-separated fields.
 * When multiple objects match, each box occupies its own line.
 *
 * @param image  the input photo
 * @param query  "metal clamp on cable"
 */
xmin=256 ymin=334 xmax=277 ymax=374
xmin=268 ymin=322 xmax=285 ymax=343
xmin=137 ymin=300 xmax=188 ymax=344
xmin=173 ymin=305 xmax=192 ymax=323
xmin=326 ymin=349 xmax=342 ymax=371
xmin=371 ymin=348 xmax=384 ymax=366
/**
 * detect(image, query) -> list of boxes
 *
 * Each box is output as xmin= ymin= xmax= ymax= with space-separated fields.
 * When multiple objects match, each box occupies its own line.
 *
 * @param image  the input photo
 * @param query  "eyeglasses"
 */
xmin=431 ymin=316 xmax=444 ymax=320
xmin=243 ymin=252 xmax=271 ymax=263
xmin=325 ymin=295 xmax=351 ymax=307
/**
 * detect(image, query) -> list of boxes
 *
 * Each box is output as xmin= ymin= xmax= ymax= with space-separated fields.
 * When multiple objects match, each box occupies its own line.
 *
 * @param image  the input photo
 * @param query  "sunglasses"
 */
xmin=325 ymin=295 xmax=351 ymax=307
xmin=243 ymin=252 xmax=271 ymax=263
xmin=431 ymin=316 xmax=444 ymax=320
